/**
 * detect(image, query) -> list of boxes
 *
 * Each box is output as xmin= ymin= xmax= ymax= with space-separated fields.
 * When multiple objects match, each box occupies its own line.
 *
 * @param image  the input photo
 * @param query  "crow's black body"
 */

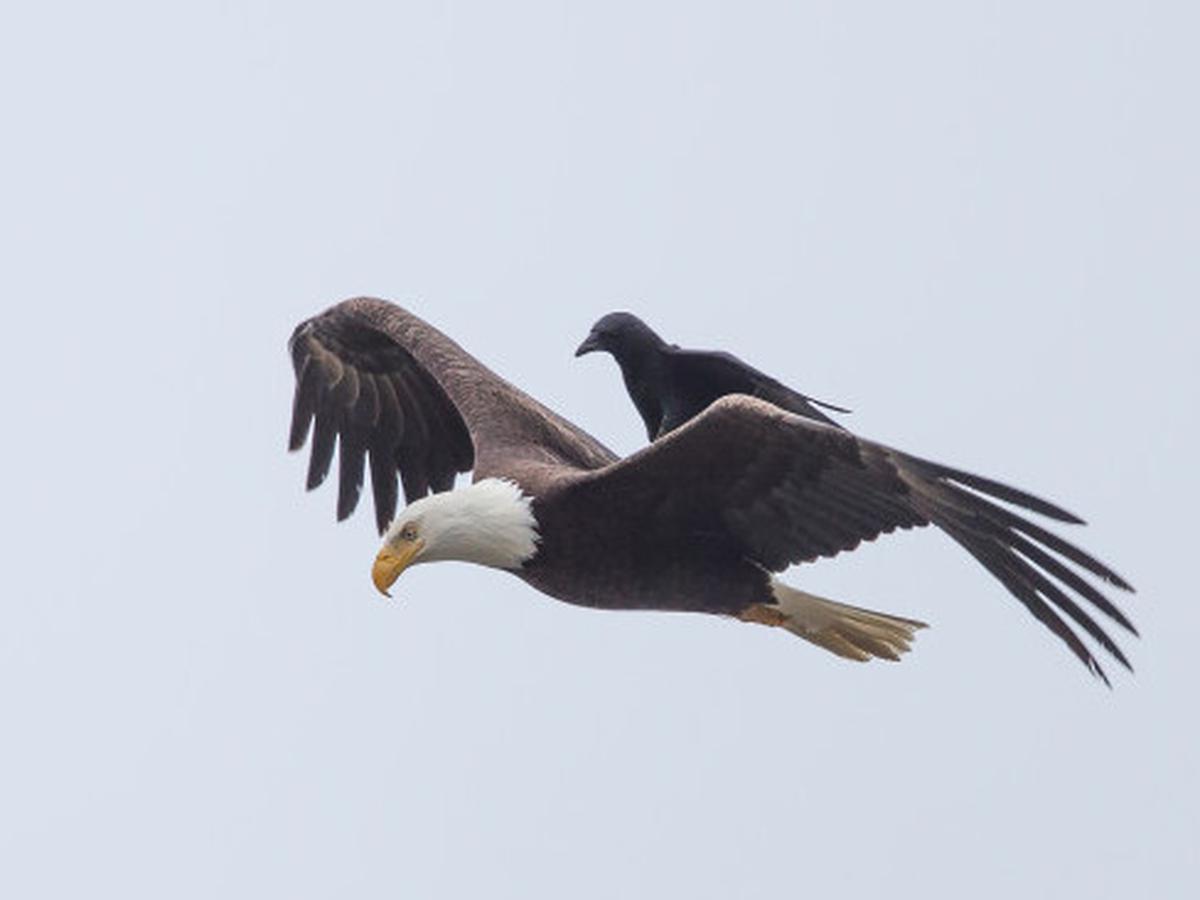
xmin=576 ymin=312 xmax=848 ymax=440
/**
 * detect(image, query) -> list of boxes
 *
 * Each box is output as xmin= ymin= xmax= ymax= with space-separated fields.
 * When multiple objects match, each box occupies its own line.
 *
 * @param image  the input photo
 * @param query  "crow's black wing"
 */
xmin=661 ymin=347 xmax=848 ymax=435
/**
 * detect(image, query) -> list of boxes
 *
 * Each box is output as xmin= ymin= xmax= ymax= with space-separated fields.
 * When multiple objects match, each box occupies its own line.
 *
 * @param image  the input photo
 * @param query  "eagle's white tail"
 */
xmin=740 ymin=580 xmax=928 ymax=662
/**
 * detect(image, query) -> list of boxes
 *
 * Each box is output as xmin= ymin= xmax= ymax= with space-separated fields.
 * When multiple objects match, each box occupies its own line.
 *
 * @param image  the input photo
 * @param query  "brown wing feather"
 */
xmin=568 ymin=395 xmax=1135 ymax=681
xmin=288 ymin=298 xmax=616 ymax=533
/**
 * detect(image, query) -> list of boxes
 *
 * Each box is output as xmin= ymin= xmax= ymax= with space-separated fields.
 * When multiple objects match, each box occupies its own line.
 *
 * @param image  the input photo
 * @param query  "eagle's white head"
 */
xmin=371 ymin=478 xmax=539 ymax=596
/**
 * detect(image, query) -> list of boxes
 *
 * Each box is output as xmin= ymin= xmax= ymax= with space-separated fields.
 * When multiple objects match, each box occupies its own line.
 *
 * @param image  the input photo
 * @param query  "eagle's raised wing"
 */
xmin=569 ymin=395 xmax=1135 ymax=683
xmin=288 ymin=298 xmax=616 ymax=533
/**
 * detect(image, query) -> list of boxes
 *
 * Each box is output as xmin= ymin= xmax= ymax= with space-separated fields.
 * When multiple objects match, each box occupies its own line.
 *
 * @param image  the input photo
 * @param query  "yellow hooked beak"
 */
xmin=371 ymin=541 xmax=424 ymax=597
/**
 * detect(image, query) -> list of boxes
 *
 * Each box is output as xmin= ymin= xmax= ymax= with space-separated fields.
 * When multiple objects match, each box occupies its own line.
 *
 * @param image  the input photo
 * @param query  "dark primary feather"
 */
xmin=576 ymin=311 xmax=848 ymax=439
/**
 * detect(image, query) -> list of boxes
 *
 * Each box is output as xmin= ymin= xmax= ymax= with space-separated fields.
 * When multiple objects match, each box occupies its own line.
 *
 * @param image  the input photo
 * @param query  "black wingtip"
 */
xmin=1104 ymin=571 xmax=1137 ymax=594
xmin=1091 ymin=659 xmax=1113 ymax=689
xmin=306 ymin=415 xmax=336 ymax=491
xmin=809 ymin=396 xmax=853 ymax=415
xmin=288 ymin=407 xmax=313 ymax=453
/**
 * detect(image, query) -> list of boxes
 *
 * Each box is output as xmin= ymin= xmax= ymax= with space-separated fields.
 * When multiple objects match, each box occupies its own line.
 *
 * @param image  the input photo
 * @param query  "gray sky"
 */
xmin=2 ymin=1 xmax=1196 ymax=897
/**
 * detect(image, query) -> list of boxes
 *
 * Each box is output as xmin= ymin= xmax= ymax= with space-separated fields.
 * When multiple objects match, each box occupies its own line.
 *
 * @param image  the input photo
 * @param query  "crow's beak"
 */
xmin=575 ymin=333 xmax=602 ymax=357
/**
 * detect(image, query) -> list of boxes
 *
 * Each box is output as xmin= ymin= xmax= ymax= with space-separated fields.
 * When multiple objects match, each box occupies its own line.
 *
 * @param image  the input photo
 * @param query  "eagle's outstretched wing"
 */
xmin=571 ymin=395 xmax=1136 ymax=683
xmin=288 ymin=298 xmax=616 ymax=533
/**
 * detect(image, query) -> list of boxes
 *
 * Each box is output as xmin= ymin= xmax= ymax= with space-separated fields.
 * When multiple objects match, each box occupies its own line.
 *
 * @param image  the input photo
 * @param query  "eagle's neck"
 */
xmin=403 ymin=478 xmax=540 ymax=569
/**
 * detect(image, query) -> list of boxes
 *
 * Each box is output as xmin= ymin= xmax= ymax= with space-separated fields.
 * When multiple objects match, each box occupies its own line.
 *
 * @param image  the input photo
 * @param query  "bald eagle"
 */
xmin=288 ymin=298 xmax=1135 ymax=682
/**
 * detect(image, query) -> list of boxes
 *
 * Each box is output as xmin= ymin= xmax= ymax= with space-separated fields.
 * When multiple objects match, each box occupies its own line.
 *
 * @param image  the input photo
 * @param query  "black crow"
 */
xmin=575 ymin=311 xmax=849 ymax=440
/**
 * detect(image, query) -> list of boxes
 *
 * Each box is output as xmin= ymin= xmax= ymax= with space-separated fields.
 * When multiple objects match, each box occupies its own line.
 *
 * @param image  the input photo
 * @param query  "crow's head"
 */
xmin=575 ymin=311 xmax=667 ymax=362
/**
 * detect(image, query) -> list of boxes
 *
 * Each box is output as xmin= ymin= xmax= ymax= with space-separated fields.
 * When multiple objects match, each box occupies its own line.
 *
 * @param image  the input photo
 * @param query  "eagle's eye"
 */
xmin=399 ymin=524 xmax=418 ymax=542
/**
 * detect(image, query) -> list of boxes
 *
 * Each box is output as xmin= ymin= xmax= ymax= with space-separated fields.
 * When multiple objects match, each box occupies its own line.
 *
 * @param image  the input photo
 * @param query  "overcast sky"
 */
xmin=2 ymin=1 xmax=1197 ymax=897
